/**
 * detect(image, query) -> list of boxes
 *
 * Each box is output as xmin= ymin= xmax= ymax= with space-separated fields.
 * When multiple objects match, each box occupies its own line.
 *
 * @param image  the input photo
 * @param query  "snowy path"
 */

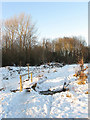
xmin=0 ymin=63 xmax=89 ymax=118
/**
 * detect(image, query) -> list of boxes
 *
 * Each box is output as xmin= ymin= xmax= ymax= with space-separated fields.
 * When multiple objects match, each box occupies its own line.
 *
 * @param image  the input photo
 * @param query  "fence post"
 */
xmin=20 ymin=75 xmax=22 ymax=92
xmin=31 ymin=73 xmax=33 ymax=82
xmin=27 ymin=64 xmax=30 ymax=80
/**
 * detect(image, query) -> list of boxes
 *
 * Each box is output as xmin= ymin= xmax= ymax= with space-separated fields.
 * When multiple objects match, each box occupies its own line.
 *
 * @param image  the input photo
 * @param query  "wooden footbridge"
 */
xmin=19 ymin=64 xmax=35 ymax=92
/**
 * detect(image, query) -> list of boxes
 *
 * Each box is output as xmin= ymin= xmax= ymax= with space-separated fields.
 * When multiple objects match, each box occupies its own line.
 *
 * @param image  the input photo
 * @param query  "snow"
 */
xmin=0 ymin=63 xmax=89 ymax=119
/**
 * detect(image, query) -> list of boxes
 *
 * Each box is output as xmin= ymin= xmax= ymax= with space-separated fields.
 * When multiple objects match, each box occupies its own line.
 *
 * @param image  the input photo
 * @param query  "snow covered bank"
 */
xmin=0 ymin=63 xmax=89 ymax=118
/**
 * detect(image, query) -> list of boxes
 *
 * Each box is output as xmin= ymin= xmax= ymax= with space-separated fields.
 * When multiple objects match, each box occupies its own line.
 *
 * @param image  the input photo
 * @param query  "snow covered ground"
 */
xmin=0 ymin=63 xmax=89 ymax=119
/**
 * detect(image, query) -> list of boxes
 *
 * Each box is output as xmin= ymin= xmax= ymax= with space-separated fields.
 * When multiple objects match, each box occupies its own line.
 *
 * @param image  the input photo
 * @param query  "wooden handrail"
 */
xmin=21 ymin=72 xmax=31 ymax=77
xmin=19 ymin=64 xmax=33 ymax=92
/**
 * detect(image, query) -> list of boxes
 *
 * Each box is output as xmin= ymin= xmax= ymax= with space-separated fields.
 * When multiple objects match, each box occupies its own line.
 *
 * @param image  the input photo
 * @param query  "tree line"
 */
xmin=2 ymin=14 xmax=90 ymax=66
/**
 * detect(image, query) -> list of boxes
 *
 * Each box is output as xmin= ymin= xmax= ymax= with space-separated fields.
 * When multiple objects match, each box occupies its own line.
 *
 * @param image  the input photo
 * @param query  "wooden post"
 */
xmin=20 ymin=75 xmax=22 ymax=92
xmin=27 ymin=64 xmax=30 ymax=80
xmin=31 ymin=73 xmax=33 ymax=82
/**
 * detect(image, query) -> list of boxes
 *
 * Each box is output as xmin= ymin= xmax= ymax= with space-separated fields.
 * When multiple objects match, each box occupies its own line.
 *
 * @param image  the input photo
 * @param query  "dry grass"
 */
xmin=66 ymin=93 xmax=71 ymax=97
xmin=77 ymin=80 xmax=86 ymax=85
xmin=61 ymin=94 xmax=64 ymax=97
xmin=37 ymin=74 xmax=43 ymax=78
xmin=85 ymin=91 xmax=88 ymax=94
xmin=85 ymin=91 xmax=90 ymax=94
xmin=53 ymin=70 xmax=57 ymax=72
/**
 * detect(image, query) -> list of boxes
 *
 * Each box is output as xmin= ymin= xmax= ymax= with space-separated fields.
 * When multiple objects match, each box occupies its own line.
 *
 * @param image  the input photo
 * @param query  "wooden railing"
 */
xmin=20 ymin=64 xmax=32 ymax=92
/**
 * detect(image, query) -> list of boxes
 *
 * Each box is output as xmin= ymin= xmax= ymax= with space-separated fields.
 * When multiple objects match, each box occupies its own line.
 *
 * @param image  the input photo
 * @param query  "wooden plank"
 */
xmin=24 ymin=81 xmax=38 ymax=89
xmin=21 ymin=72 xmax=32 ymax=77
